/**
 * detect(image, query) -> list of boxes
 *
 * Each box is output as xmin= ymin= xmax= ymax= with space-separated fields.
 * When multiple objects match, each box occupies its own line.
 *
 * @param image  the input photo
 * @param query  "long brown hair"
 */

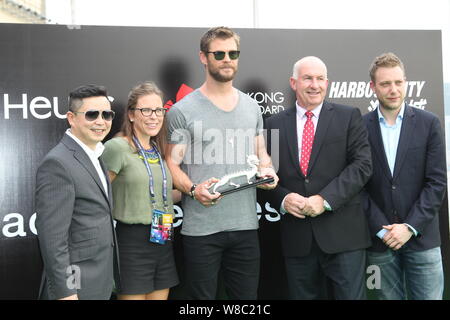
xmin=118 ymin=81 xmax=167 ymax=159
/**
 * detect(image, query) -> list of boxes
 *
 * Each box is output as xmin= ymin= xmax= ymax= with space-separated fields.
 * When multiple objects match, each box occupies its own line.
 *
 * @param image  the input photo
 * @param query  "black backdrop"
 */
xmin=0 ymin=23 xmax=447 ymax=299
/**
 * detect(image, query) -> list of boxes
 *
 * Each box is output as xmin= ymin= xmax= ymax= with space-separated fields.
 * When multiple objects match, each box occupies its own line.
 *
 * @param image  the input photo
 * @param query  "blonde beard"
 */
xmin=208 ymin=66 xmax=237 ymax=83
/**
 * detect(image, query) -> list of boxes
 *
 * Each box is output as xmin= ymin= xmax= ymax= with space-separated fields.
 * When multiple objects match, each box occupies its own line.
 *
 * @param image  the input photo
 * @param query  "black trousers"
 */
xmin=285 ymin=236 xmax=367 ymax=300
xmin=182 ymin=230 xmax=260 ymax=300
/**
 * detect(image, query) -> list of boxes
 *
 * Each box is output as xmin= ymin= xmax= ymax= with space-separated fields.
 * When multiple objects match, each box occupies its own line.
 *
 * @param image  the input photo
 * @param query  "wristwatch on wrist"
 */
xmin=189 ymin=184 xmax=197 ymax=199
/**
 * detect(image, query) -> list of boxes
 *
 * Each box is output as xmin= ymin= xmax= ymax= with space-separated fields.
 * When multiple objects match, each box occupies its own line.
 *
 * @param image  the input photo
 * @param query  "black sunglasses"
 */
xmin=71 ymin=109 xmax=116 ymax=121
xmin=206 ymin=50 xmax=240 ymax=61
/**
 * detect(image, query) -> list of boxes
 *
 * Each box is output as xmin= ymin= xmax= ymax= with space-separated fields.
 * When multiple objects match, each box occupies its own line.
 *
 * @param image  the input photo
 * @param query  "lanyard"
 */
xmin=132 ymin=136 xmax=169 ymax=210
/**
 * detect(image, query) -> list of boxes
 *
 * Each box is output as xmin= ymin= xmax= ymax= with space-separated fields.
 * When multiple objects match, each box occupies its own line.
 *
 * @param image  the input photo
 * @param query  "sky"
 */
xmin=45 ymin=0 xmax=450 ymax=81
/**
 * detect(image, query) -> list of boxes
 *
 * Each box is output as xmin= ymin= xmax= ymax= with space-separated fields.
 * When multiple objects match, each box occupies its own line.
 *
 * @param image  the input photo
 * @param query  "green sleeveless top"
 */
xmin=102 ymin=137 xmax=174 ymax=225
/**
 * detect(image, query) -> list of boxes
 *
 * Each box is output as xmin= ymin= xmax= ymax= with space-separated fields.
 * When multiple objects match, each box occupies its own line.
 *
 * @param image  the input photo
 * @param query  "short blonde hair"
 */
xmin=200 ymin=26 xmax=240 ymax=52
xmin=369 ymin=52 xmax=405 ymax=82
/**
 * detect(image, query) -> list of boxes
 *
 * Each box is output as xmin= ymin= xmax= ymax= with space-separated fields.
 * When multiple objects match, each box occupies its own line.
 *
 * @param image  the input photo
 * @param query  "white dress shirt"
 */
xmin=65 ymin=129 xmax=108 ymax=194
xmin=281 ymin=102 xmax=331 ymax=213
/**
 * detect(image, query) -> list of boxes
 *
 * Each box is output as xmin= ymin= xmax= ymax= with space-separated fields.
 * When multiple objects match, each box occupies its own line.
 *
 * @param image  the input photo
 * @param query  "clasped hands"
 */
xmin=381 ymin=224 xmax=413 ymax=251
xmin=284 ymin=193 xmax=326 ymax=218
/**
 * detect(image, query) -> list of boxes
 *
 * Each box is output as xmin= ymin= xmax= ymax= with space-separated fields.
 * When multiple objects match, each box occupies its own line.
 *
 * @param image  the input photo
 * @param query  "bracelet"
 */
xmin=189 ymin=184 xmax=197 ymax=199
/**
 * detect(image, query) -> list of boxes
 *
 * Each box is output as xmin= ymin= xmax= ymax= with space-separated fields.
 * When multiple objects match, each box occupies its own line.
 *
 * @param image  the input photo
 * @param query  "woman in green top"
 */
xmin=102 ymin=81 xmax=180 ymax=300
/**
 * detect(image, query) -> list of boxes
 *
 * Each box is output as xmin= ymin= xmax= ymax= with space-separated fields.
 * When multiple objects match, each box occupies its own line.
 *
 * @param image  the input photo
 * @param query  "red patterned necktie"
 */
xmin=300 ymin=111 xmax=314 ymax=176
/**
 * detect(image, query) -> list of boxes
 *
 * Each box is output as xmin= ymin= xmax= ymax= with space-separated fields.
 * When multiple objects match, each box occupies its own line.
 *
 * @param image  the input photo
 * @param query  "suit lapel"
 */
xmin=283 ymin=107 xmax=303 ymax=177
xmin=307 ymin=101 xmax=333 ymax=175
xmin=393 ymin=105 xmax=416 ymax=179
xmin=62 ymin=134 xmax=110 ymax=205
xmin=100 ymin=158 xmax=113 ymax=209
xmin=367 ymin=110 xmax=393 ymax=181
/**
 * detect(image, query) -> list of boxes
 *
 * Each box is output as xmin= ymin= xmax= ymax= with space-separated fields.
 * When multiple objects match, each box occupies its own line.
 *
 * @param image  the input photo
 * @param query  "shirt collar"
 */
xmin=377 ymin=102 xmax=405 ymax=123
xmin=296 ymin=101 xmax=323 ymax=119
xmin=65 ymin=129 xmax=105 ymax=160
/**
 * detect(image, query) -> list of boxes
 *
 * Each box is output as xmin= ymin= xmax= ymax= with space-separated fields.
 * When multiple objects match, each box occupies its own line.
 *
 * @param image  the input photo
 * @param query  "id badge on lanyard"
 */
xmin=150 ymin=209 xmax=173 ymax=244
xmin=132 ymin=136 xmax=173 ymax=245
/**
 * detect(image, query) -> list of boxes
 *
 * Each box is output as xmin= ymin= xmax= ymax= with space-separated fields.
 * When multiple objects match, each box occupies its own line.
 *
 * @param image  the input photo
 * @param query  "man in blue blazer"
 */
xmin=363 ymin=53 xmax=446 ymax=300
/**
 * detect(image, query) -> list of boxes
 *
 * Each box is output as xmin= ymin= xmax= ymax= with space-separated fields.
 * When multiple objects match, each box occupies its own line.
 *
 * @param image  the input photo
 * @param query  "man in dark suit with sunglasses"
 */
xmin=35 ymin=84 xmax=120 ymax=300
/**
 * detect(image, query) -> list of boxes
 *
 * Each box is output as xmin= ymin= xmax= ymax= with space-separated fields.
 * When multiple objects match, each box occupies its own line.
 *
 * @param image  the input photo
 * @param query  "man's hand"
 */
xmin=257 ymin=167 xmax=279 ymax=190
xmin=302 ymin=195 xmax=326 ymax=217
xmin=193 ymin=178 xmax=221 ymax=207
xmin=382 ymin=224 xmax=413 ymax=250
xmin=284 ymin=193 xmax=307 ymax=219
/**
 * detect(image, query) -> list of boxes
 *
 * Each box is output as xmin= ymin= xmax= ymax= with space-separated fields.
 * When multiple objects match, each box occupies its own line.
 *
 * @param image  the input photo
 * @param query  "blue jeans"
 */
xmin=367 ymin=246 xmax=444 ymax=300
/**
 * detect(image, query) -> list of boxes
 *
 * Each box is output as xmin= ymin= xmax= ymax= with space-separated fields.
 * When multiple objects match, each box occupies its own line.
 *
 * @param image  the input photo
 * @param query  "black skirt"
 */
xmin=115 ymin=221 xmax=179 ymax=295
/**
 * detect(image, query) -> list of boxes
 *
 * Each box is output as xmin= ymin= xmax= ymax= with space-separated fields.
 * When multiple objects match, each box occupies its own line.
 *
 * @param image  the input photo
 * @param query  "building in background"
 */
xmin=0 ymin=0 xmax=47 ymax=23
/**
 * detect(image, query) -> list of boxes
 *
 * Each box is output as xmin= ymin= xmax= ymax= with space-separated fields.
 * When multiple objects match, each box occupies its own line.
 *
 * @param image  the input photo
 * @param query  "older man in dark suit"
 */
xmin=363 ymin=53 xmax=446 ymax=300
xmin=35 ymin=85 xmax=120 ymax=300
xmin=265 ymin=56 xmax=372 ymax=299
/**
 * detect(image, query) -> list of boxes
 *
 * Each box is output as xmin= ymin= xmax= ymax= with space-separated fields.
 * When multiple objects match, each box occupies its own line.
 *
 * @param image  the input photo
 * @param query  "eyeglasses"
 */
xmin=71 ymin=109 xmax=115 ymax=121
xmin=206 ymin=50 xmax=240 ymax=61
xmin=131 ymin=107 xmax=167 ymax=117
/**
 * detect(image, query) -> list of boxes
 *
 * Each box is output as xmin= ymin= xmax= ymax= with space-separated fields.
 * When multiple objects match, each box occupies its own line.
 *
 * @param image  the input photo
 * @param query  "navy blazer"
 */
xmin=264 ymin=101 xmax=372 ymax=257
xmin=363 ymin=105 xmax=447 ymax=252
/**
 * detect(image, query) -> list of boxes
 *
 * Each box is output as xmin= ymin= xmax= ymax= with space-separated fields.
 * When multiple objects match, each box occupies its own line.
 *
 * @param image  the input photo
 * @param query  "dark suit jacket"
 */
xmin=363 ymin=105 xmax=446 ymax=252
xmin=265 ymin=101 xmax=372 ymax=257
xmin=35 ymin=134 xmax=120 ymax=299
